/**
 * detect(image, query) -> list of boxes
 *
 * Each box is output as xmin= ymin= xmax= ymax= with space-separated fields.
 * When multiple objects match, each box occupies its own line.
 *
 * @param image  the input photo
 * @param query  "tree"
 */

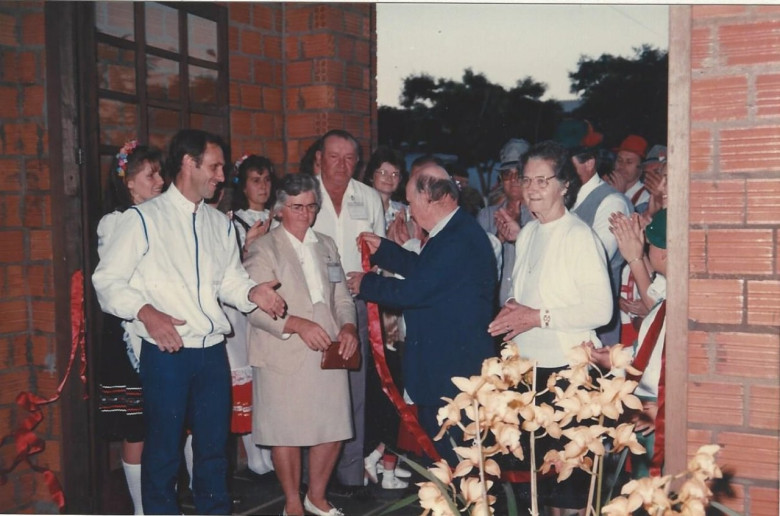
xmin=570 ymin=45 xmax=668 ymax=147
xmin=378 ymin=69 xmax=562 ymax=193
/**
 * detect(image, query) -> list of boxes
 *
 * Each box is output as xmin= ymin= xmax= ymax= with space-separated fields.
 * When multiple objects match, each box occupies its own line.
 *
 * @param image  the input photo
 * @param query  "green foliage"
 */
xmin=570 ymin=45 xmax=668 ymax=147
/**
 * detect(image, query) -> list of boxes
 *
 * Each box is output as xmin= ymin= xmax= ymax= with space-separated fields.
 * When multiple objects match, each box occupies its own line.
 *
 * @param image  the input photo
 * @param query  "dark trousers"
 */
xmin=417 ymin=404 xmax=461 ymax=467
xmin=139 ymin=341 xmax=231 ymax=515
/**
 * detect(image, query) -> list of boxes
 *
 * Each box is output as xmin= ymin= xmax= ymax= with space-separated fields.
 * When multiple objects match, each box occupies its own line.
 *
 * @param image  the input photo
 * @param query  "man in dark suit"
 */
xmin=346 ymin=164 xmax=497 ymax=464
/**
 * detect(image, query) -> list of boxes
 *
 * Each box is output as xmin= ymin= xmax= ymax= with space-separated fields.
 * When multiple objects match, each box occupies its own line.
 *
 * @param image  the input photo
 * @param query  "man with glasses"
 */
xmin=555 ymin=120 xmax=632 ymax=347
xmin=310 ymin=129 xmax=386 ymax=500
xmin=477 ymin=138 xmax=535 ymax=306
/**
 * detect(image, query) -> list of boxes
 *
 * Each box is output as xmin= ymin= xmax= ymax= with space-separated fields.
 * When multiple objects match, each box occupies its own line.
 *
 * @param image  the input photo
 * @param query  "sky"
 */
xmin=376 ymin=3 xmax=669 ymax=107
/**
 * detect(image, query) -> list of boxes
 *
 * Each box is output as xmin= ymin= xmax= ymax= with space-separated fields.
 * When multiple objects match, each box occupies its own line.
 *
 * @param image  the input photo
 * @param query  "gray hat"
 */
xmin=642 ymin=144 xmax=667 ymax=165
xmin=499 ymin=138 xmax=530 ymax=170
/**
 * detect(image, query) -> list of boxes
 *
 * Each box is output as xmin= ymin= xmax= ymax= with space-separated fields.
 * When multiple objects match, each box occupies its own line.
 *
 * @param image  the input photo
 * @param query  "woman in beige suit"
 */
xmin=244 ymin=173 xmax=358 ymax=516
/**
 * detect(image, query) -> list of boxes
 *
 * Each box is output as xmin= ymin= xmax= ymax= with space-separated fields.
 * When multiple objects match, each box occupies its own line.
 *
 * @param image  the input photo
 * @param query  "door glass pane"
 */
xmin=97 ymin=43 xmax=135 ymax=94
xmin=188 ymin=14 xmax=217 ymax=62
xmin=189 ymin=65 xmax=218 ymax=105
xmin=95 ymin=1 xmax=134 ymax=40
xmin=148 ymin=107 xmax=181 ymax=150
xmin=145 ymin=3 xmax=179 ymax=53
xmin=147 ymin=55 xmax=180 ymax=102
xmin=99 ymin=99 xmax=138 ymax=148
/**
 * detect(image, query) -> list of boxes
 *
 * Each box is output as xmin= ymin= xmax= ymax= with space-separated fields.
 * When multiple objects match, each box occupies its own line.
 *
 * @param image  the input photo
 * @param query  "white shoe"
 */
xmin=381 ymin=470 xmax=409 ymax=490
xmin=303 ymin=495 xmax=344 ymax=516
xmin=376 ymin=462 xmax=412 ymax=479
xmin=363 ymin=456 xmax=379 ymax=484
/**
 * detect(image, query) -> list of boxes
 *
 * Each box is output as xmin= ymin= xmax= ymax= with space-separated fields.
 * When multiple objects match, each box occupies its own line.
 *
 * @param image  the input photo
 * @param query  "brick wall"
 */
xmin=226 ymin=3 xmax=374 ymax=176
xmin=0 ymin=1 xmax=61 ymax=513
xmin=689 ymin=5 xmax=780 ymax=515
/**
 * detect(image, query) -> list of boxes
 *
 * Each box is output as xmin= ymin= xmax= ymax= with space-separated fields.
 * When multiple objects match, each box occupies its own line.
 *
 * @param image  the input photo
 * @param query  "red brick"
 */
xmin=240 ymin=28 xmax=262 ymax=56
xmin=337 ymin=36 xmax=355 ymax=61
xmin=238 ymin=83 xmax=262 ymax=110
xmin=228 ymin=2 xmax=250 ymax=24
xmin=707 ymin=229 xmax=774 ymax=275
xmin=693 ymin=5 xmax=748 ymax=18
xmin=0 ymin=86 xmax=19 ymax=118
xmin=691 ymin=27 xmax=714 ymax=70
xmin=31 ymin=300 xmax=54 ymax=333
xmin=34 ymin=440 xmax=60 ymax=472
xmin=302 ymin=33 xmax=335 ymax=59
xmin=251 ymin=4 xmax=274 ymax=31
xmin=286 ymin=113 xmax=316 ymax=139
xmin=284 ymin=35 xmax=300 ymax=60
xmin=0 ymin=159 xmax=22 ymax=191
xmin=29 ymin=229 xmax=50 ymax=261
xmin=0 ymin=299 xmax=27 ymax=334
xmin=262 ymin=87 xmax=281 ymax=111
xmin=691 ymin=76 xmax=748 ymax=122
xmin=719 ymin=432 xmax=778 ymax=480
xmin=5 ymin=264 xmax=26 ymax=297
xmin=345 ymin=64 xmax=365 ymax=89
xmin=314 ymin=59 xmax=343 ymax=84
xmin=253 ymin=60 xmax=274 ymax=86
xmin=0 ymin=230 xmax=24 ymax=261
xmin=686 ymin=428 xmax=714 ymax=456
xmin=30 ymin=334 xmax=50 ymax=368
xmin=228 ymin=25 xmax=238 ymax=52
xmin=355 ymin=40 xmax=370 ymax=65
xmin=24 ymin=158 xmax=49 ymax=191
xmin=721 ymin=126 xmax=780 ymax=172
xmin=713 ymin=331 xmax=780 ymax=379
xmin=690 ymin=180 xmax=745 ymax=225
xmin=1 ymin=194 xmax=23 ymax=226
xmin=746 ymin=179 xmax=780 ymax=224
xmin=688 ymin=330 xmax=710 ymax=375
xmin=252 ymin=113 xmax=275 ymax=138
xmin=21 ymin=12 xmax=44 ymax=46
xmin=354 ymin=90 xmax=370 ymax=113
xmin=264 ymin=35 xmax=282 ymax=60
xmin=230 ymin=110 xmax=252 ymax=138
xmin=8 ymin=335 xmax=28 ymax=369
xmin=286 ymin=61 xmax=312 ymax=85
xmin=3 ymin=51 xmax=38 ymax=84
xmin=24 ymin=195 xmax=50 ymax=227
xmin=312 ymin=5 xmax=341 ymax=31
xmin=0 ymin=368 xmax=30 ymax=406
xmin=27 ymin=263 xmax=50 ymax=297
xmin=343 ymin=11 xmax=364 ymax=37
xmin=756 ymin=74 xmax=780 ymax=118
xmin=0 ymin=13 xmax=17 ymax=47
xmin=688 ymin=381 xmax=743 ymax=425
xmin=265 ymin=141 xmax=284 ymax=166
xmin=300 ymin=85 xmax=336 ymax=110
xmin=749 ymin=385 xmax=780 ymax=430
xmin=229 ymin=54 xmax=250 ymax=82
xmin=749 ymin=486 xmax=779 ymax=516
xmin=2 ymin=122 xmax=43 ymax=156
xmin=747 ymin=280 xmax=780 ymax=326
xmin=689 ymin=278 xmax=744 ymax=324
xmin=336 ymin=88 xmax=352 ymax=111
xmin=21 ymin=85 xmax=44 ymax=118
xmin=721 ymin=21 xmax=780 ymax=66
xmin=229 ymin=82 xmax=240 ymax=107
xmin=689 ymin=229 xmax=706 ymax=274
xmin=285 ymin=7 xmax=311 ymax=32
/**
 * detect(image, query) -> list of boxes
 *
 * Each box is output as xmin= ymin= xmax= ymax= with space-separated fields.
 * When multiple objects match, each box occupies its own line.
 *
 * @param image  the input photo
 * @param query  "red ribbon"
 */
xmin=359 ymin=240 xmax=441 ymax=462
xmin=0 ymin=269 xmax=89 ymax=511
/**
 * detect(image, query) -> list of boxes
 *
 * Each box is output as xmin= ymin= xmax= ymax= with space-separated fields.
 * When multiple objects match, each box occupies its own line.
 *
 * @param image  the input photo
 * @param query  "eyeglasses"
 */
xmin=501 ymin=171 xmax=522 ymax=183
xmin=376 ymin=168 xmax=400 ymax=178
xmin=285 ymin=203 xmax=319 ymax=213
xmin=520 ymin=175 xmax=558 ymax=188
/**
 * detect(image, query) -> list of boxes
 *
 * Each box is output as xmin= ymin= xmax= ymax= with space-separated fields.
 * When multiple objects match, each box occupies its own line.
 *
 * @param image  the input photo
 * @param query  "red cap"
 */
xmin=615 ymin=135 xmax=648 ymax=159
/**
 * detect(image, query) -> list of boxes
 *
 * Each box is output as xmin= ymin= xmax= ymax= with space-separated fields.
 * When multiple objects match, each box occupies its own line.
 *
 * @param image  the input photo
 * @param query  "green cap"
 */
xmin=645 ymin=209 xmax=667 ymax=249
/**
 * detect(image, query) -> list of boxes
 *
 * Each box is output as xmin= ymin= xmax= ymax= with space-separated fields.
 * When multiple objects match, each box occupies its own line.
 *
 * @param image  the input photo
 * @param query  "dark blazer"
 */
xmin=359 ymin=208 xmax=497 ymax=406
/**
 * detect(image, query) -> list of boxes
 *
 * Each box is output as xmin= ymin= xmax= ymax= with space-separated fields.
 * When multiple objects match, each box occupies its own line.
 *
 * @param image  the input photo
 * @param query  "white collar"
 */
xmin=428 ymin=206 xmax=459 ymax=239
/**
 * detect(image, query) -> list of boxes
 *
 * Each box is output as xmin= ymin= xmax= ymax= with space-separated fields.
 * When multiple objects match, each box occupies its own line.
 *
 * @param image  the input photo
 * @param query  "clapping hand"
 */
xmin=494 ymin=208 xmax=521 ymax=243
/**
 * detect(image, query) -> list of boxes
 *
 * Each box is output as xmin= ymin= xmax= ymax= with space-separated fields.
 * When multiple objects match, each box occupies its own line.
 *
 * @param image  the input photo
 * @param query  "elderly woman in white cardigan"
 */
xmin=488 ymin=140 xmax=613 ymax=513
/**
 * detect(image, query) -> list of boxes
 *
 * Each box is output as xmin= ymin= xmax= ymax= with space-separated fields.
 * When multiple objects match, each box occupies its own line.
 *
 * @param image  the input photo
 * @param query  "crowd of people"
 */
xmin=92 ymin=121 xmax=670 ymax=515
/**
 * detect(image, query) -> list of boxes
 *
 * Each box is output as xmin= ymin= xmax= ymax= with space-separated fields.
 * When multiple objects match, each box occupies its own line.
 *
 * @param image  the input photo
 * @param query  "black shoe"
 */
xmin=328 ymin=482 xmax=374 ymax=502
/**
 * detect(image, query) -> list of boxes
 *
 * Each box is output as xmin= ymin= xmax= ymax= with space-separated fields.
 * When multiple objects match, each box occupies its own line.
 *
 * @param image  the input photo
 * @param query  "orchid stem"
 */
xmin=473 ymin=399 xmax=489 ymax=512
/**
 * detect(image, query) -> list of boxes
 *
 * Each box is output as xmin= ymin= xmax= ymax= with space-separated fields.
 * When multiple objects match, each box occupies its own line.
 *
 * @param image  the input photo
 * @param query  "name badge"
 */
xmin=327 ymin=262 xmax=343 ymax=283
xmin=347 ymin=201 xmax=369 ymax=220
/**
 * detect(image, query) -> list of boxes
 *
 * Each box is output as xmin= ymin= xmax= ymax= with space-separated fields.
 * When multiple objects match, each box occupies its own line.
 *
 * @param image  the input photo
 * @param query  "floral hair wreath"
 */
xmin=116 ymin=139 xmax=139 ymax=178
xmin=233 ymin=154 xmax=249 ymax=184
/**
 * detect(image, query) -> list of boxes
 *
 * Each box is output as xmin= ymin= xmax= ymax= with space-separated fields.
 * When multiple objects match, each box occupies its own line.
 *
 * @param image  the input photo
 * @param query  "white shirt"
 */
xmin=428 ymin=206 xmax=458 ymax=239
xmin=312 ymin=177 xmax=386 ymax=274
xmin=92 ymin=184 xmax=258 ymax=348
xmin=625 ymin=181 xmax=651 ymax=212
xmin=572 ymin=174 xmax=632 ymax=260
xmin=634 ymin=274 xmax=667 ymax=399
xmin=511 ymin=211 xmax=613 ymax=367
xmin=283 ymin=227 xmax=325 ymax=305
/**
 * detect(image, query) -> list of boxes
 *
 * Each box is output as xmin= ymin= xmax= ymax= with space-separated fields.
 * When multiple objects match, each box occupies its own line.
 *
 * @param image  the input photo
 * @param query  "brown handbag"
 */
xmin=320 ymin=342 xmax=361 ymax=371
